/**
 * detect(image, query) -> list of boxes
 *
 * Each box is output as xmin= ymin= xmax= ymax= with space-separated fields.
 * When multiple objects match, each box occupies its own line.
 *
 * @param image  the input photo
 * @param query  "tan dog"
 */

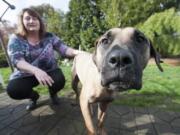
xmin=72 ymin=27 xmax=163 ymax=135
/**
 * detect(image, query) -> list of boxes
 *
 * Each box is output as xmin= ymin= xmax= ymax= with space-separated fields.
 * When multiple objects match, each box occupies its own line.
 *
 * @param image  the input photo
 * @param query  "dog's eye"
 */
xmin=136 ymin=34 xmax=146 ymax=43
xmin=101 ymin=38 xmax=109 ymax=44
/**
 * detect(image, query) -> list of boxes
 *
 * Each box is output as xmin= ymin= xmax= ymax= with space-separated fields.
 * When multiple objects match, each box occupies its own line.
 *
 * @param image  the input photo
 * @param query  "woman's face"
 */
xmin=23 ymin=11 xmax=40 ymax=33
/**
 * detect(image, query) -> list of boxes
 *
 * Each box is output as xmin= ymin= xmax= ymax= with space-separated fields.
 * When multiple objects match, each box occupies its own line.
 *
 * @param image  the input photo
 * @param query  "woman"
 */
xmin=6 ymin=8 xmax=81 ymax=111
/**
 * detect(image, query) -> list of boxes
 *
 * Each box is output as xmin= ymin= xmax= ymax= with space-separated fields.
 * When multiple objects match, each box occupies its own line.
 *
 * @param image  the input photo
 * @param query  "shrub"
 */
xmin=0 ymin=52 xmax=8 ymax=67
xmin=138 ymin=8 xmax=180 ymax=57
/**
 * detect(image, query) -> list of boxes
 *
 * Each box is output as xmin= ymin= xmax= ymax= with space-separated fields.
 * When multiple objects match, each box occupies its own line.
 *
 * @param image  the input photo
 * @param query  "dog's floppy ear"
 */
xmin=149 ymin=40 xmax=163 ymax=72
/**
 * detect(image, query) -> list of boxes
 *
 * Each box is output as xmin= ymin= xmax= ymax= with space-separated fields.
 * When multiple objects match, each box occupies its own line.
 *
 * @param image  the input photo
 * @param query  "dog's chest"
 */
xmin=88 ymin=87 xmax=114 ymax=103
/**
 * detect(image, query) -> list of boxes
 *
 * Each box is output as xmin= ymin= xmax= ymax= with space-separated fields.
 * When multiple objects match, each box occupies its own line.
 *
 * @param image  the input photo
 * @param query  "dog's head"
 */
xmin=93 ymin=27 xmax=163 ymax=91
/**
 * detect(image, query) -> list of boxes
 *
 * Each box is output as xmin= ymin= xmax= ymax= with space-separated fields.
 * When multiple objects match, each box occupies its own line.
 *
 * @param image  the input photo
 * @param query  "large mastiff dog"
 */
xmin=72 ymin=27 xmax=163 ymax=135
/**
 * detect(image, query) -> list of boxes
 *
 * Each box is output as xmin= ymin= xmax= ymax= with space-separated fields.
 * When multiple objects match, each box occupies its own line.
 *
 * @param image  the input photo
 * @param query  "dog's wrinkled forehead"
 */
xmin=101 ymin=27 xmax=146 ymax=44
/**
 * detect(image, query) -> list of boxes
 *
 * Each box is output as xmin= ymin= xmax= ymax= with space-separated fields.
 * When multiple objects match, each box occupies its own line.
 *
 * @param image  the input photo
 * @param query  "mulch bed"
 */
xmin=148 ymin=58 xmax=180 ymax=66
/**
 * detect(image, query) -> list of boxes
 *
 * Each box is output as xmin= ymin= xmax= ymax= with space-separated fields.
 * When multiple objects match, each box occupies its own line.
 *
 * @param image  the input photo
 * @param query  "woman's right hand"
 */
xmin=16 ymin=60 xmax=54 ymax=86
xmin=33 ymin=68 xmax=54 ymax=86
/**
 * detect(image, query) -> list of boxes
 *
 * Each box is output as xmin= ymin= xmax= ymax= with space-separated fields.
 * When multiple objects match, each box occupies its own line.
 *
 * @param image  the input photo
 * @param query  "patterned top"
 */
xmin=8 ymin=32 xmax=69 ymax=80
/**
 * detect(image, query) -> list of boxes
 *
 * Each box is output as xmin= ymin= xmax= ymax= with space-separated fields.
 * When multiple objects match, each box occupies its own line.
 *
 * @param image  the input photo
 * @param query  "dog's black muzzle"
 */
xmin=100 ymin=46 xmax=142 ymax=91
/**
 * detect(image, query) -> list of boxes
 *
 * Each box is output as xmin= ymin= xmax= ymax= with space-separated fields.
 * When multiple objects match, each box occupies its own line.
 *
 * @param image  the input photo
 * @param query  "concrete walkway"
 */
xmin=0 ymin=92 xmax=180 ymax=135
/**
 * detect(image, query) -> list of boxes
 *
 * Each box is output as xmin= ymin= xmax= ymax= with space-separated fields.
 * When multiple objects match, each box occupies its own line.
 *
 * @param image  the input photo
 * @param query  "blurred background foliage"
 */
xmin=0 ymin=0 xmax=180 ymax=67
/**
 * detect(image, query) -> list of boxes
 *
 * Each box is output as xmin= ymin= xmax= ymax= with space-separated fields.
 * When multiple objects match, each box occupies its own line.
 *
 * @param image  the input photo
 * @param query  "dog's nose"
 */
xmin=108 ymin=49 xmax=133 ymax=68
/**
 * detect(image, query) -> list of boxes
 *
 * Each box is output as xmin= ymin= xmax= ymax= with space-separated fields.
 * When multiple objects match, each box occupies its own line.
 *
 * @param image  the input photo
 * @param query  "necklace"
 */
xmin=27 ymin=39 xmax=40 ymax=46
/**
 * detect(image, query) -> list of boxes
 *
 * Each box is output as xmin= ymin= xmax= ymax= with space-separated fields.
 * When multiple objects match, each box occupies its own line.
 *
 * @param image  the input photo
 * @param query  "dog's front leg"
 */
xmin=97 ymin=102 xmax=109 ymax=135
xmin=80 ymin=91 xmax=96 ymax=135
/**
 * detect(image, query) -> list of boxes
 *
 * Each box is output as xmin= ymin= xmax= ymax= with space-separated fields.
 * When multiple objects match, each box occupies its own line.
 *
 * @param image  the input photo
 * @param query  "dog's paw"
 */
xmin=97 ymin=128 xmax=107 ymax=135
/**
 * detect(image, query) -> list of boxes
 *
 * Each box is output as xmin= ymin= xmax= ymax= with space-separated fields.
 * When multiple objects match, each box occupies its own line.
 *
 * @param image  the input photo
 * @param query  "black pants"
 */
xmin=6 ymin=68 xmax=65 ymax=100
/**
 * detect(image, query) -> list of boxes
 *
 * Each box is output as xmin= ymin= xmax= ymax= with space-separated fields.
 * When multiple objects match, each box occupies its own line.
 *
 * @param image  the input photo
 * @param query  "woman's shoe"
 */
xmin=26 ymin=93 xmax=39 ymax=111
xmin=26 ymin=100 xmax=37 ymax=110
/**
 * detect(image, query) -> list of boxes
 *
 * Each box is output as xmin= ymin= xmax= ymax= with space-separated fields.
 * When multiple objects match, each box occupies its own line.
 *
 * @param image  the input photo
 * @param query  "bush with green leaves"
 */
xmin=0 ymin=52 xmax=8 ymax=67
xmin=138 ymin=8 xmax=180 ymax=57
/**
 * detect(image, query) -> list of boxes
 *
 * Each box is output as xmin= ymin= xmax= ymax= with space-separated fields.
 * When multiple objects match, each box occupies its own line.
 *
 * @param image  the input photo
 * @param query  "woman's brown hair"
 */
xmin=16 ymin=8 xmax=46 ymax=39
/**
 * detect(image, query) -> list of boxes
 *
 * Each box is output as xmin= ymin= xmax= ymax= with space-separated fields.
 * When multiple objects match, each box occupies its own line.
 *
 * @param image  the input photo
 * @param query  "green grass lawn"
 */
xmin=114 ymin=64 xmax=180 ymax=111
xmin=0 ymin=63 xmax=180 ymax=111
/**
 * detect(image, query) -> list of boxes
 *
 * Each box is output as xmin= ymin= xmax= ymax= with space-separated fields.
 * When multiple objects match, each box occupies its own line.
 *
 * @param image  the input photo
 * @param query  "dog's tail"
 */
xmin=71 ymin=57 xmax=80 ymax=101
